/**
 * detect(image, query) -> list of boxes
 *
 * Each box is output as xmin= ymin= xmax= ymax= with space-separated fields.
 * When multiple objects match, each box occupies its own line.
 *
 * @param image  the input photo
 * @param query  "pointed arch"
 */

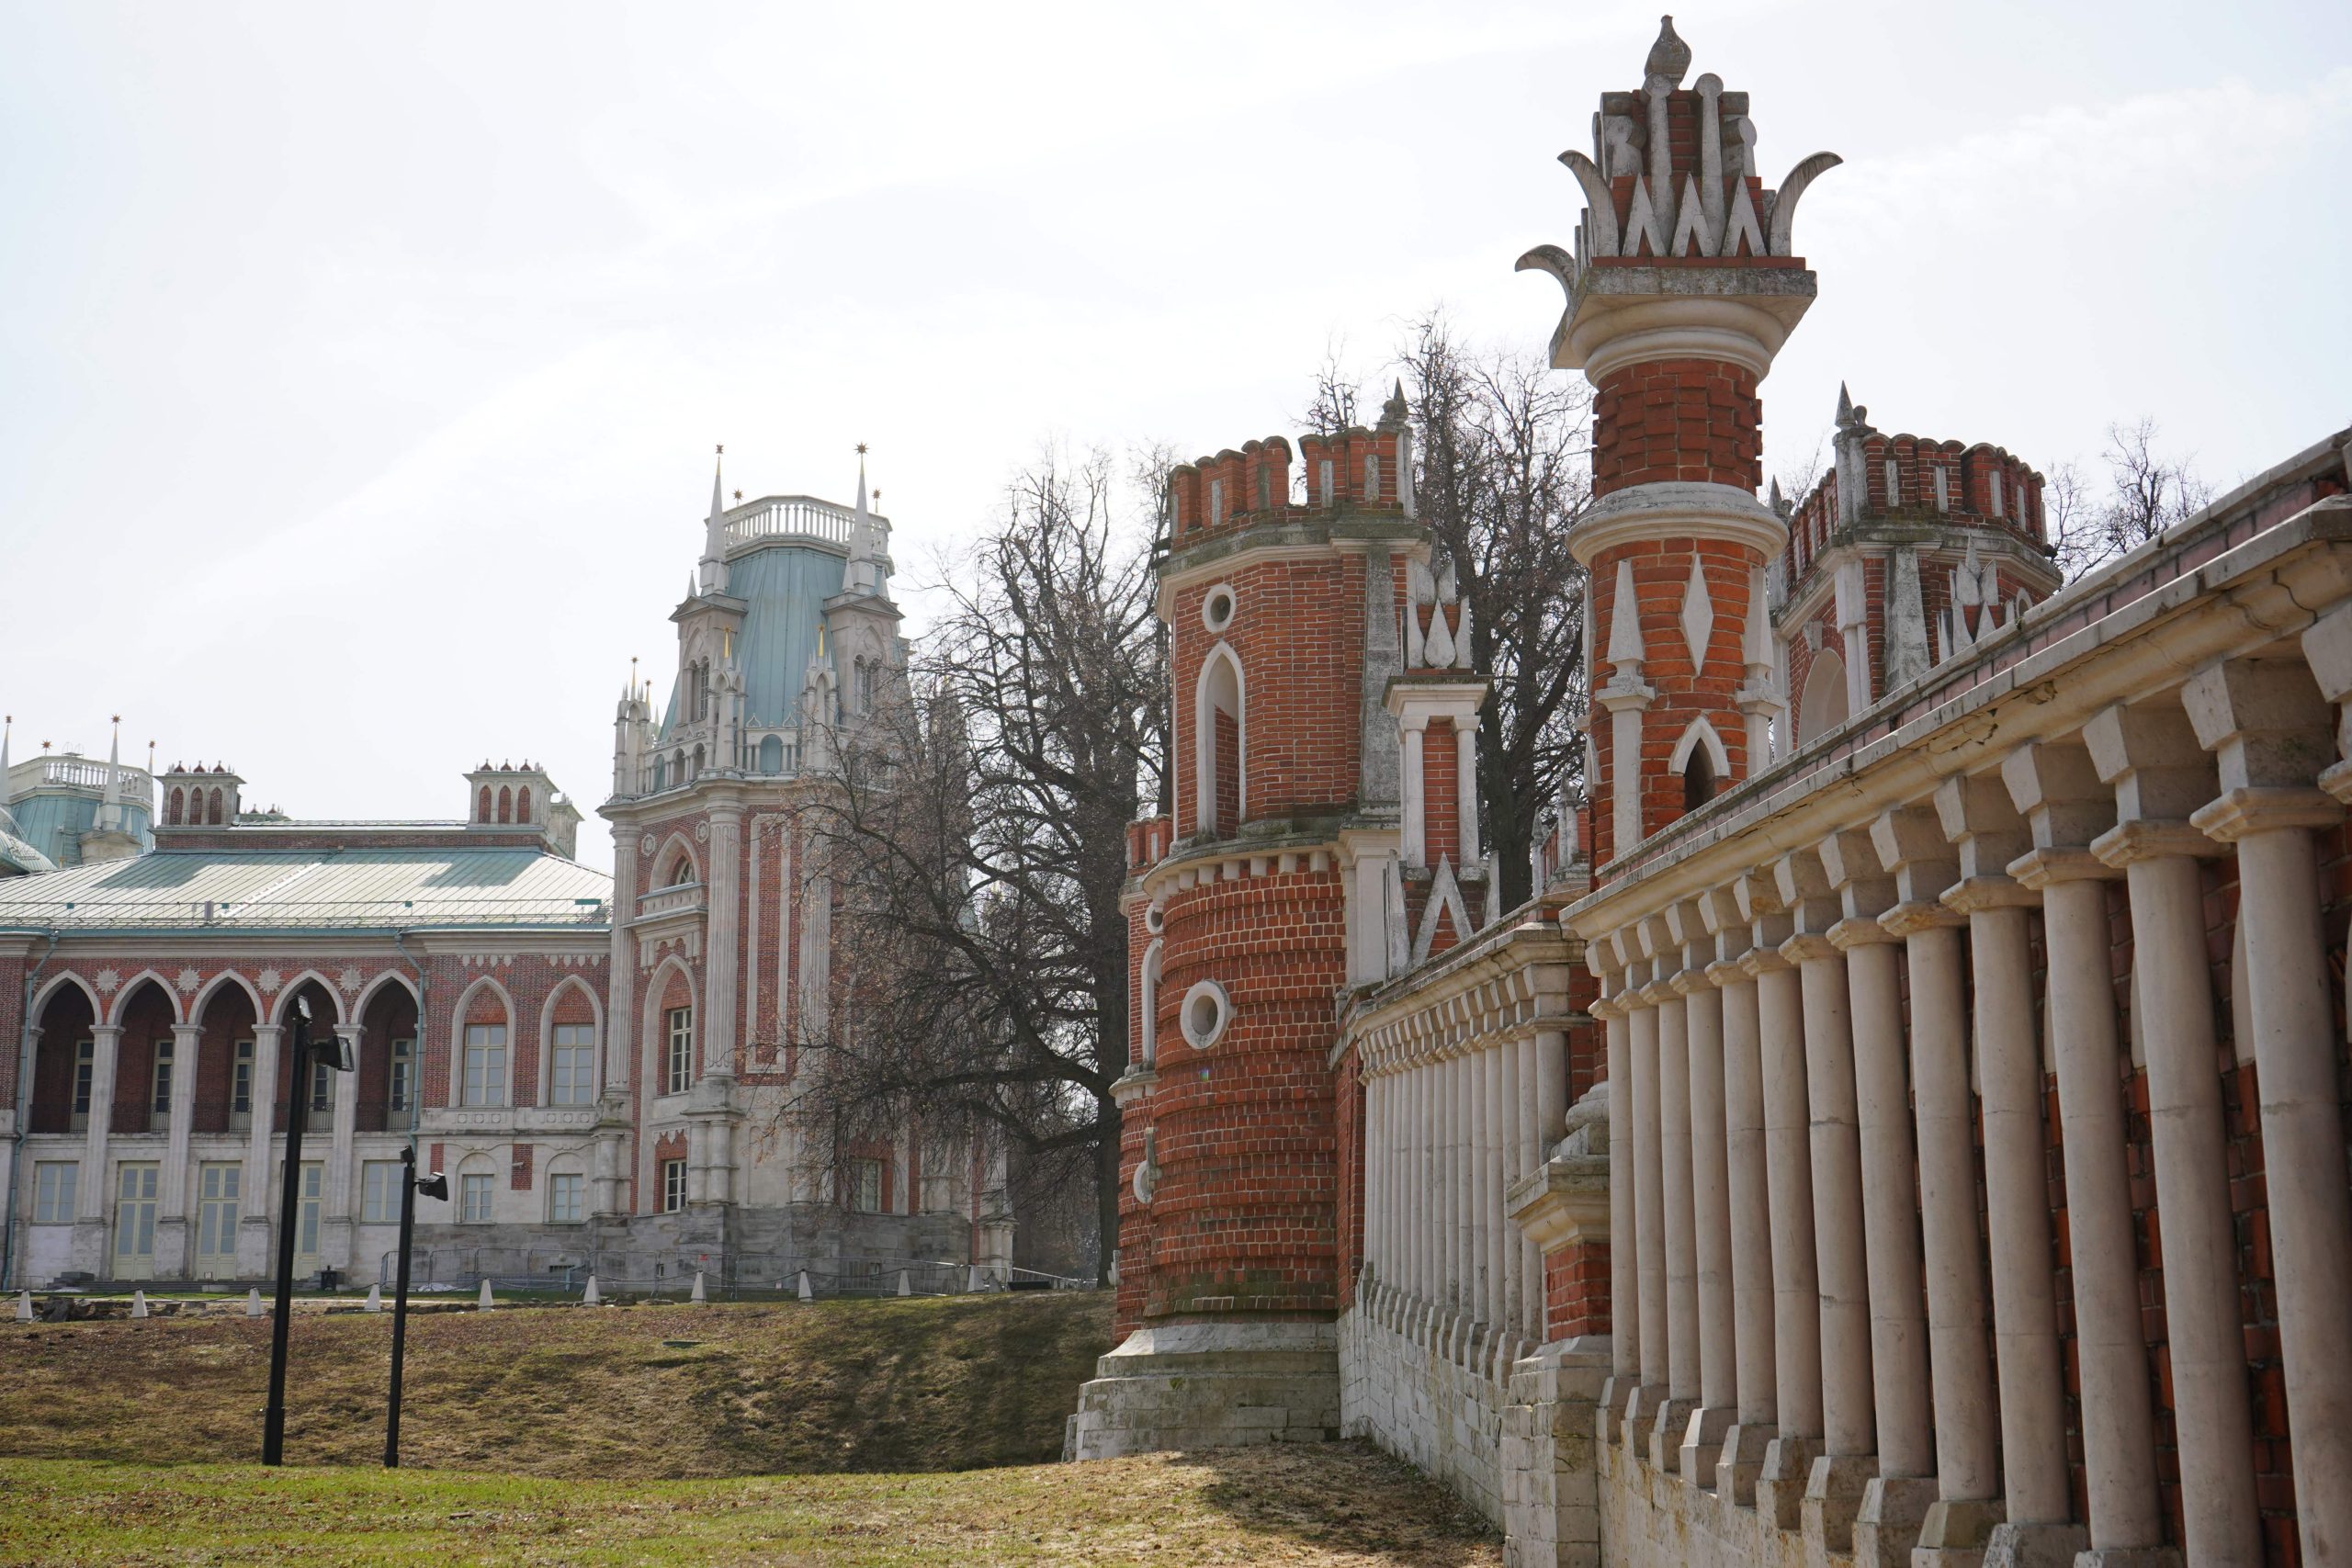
xmin=497 ymin=785 xmax=514 ymax=824
xmin=478 ymin=785 xmax=493 ymax=823
xmin=515 ymin=785 xmax=531 ymax=821
xmin=166 ymin=787 xmax=185 ymax=825
xmin=352 ymin=968 xmax=421 ymax=1019
xmin=1797 ymin=648 xmax=1849 ymax=744
xmin=1194 ymin=641 xmax=1246 ymax=840
xmin=449 ymin=973 xmax=515 ymax=1037
xmin=1668 ymin=716 xmax=1731 ymax=809
xmin=105 ymin=971 xmax=185 ymax=1028
xmin=190 ymin=968 xmax=266 ymax=1025
xmin=206 ymin=788 xmax=223 ymax=824
xmin=450 ymin=972 xmax=517 ymax=1110
xmin=541 ymin=976 xmax=605 ymax=1109
xmin=267 ymin=970 xmax=347 ymax=1027
xmin=641 ymin=953 xmax=698 ymax=1102
xmin=30 ymin=969 xmax=103 ymax=1022
xmin=653 ymin=831 xmax=701 ymax=887
xmin=1138 ymin=938 xmax=1164 ymax=1067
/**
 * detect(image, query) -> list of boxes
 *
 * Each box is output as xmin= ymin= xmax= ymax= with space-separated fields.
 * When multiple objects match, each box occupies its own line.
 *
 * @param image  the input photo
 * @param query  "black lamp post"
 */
xmin=261 ymin=996 xmax=353 ymax=1467
xmin=383 ymin=1145 xmax=447 ymax=1468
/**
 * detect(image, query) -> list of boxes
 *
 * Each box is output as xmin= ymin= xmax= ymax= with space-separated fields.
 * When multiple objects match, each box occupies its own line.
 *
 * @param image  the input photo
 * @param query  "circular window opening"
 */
xmin=1201 ymin=585 xmax=1236 ymax=633
xmin=1180 ymin=979 xmax=1231 ymax=1051
xmin=1144 ymin=899 xmax=1166 ymax=935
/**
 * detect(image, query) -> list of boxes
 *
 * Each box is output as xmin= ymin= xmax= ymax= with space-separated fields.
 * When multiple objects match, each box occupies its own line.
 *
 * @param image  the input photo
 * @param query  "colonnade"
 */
xmin=1361 ymin=1016 xmax=1570 ymax=1356
xmin=1585 ymin=635 xmax=2352 ymax=1567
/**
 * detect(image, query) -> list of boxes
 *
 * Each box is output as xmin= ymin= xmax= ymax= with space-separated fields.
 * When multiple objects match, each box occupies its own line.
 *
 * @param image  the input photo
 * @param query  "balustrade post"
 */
xmin=1743 ymin=881 xmax=1817 ymax=1533
xmin=1711 ymin=876 xmax=1777 ymax=1506
xmin=1626 ymin=954 xmax=1669 ymax=1450
xmin=1677 ymin=893 xmax=1736 ymax=1492
xmin=1649 ymin=909 xmax=1700 ymax=1473
xmin=2188 ymin=651 xmax=2352 ymax=1568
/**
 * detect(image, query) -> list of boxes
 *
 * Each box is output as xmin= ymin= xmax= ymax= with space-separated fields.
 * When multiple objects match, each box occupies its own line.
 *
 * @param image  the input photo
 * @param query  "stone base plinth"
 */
xmin=1756 ymin=1434 xmax=1818 ymax=1533
xmin=1852 ymin=1474 xmax=1937 ymax=1567
xmin=1803 ymin=1451 xmax=1877 ymax=1555
xmin=1678 ymin=1404 xmax=1736 ymax=1493
xmin=1064 ymin=1319 xmax=1339 ymax=1461
xmin=1715 ymin=1421 xmax=1775 ymax=1506
xmin=1912 ymin=1495 xmax=2006 ymax=1566
xmin=1982 ymin=1519 xmax=2088 ymax=1568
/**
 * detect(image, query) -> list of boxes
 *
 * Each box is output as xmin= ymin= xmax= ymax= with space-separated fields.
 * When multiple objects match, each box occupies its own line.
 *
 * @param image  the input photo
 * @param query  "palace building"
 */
xmin=0 ymin=462 xmax=1012 ymax=1294
xmin=1073 ymin=18 xmax=2350 ymax=1568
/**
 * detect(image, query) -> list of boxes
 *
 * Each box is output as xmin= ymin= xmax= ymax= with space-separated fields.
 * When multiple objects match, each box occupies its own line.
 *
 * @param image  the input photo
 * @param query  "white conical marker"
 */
xmin=364 ymin=1283 xmax=382 ymax=1313
xmin=130 ymin=1290 xmax=148 ymax=1319
xmin=968 ymin=1264 xmax=987 ymax=1292
xmin=246 ymin=1288 xmax=264 ymax=1317
xmin=15 ymin=1291 xmax=30 ymax=1323
xmin=691 ymin=1270 xmax=708 ymax=1304
xmin=478 ymin=1279 xmax=494 ymax=1310
xmin=797 ymin=1269 xmax=813 ymax=1302
xmin=582 ymin=1274 xmax=601 ymax=1306
xmin=896 ymin=1269 xmax=910 ymax=1297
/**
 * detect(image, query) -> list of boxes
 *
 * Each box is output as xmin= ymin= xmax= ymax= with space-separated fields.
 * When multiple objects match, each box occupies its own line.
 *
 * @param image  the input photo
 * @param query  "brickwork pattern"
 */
xmin=1591 ymin=359 xmax=1762 ymax=496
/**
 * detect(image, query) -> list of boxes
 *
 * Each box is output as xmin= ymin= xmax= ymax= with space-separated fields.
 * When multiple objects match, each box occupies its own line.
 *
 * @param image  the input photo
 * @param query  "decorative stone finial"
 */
xmin=1380 ymin=379 xmax=1409 ymax=428
xmin=1836 ymin=382 xmax=1855 ymax=428
xmin=1645 ymin=16 xmax=1691 ymax=86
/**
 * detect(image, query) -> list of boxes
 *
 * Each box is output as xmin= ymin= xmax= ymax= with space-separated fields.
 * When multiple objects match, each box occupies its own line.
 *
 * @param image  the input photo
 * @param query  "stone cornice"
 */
xmin=2188 ymin=786 xmax=2342 ymax=844
xmin=1778 ymin=932 xmax=1838 ymax=964
xmin=1826 ymin=916 xmax=1902 ymax=950
xmin=1737 ymin=945 xmax=1792 ymax=976
xmin=1939 ymin=875 xmax=2039 ymax=915
xmin=1506 ymin=1153 xmax=1611 ymax=1251
xmin=2088 ymin=818 xmax=2223 ymax=869
xmin=1702 ymin=957 xmax=1750 ymax=987
xmin=1878 ymin=900 xmax=1964 ymax=937
xmin=2007 ymin=847 xmax=2121 ymax=889
xmin=1568 ymin=480 xmax=1788 ymax=570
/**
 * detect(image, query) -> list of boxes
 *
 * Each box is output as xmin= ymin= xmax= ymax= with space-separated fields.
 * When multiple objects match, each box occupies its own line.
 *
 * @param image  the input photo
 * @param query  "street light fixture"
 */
xmin=260 ymin=994 xmax=355 ymax=1467
xmin=383 ymin=1145 xmax=447 ymax=1469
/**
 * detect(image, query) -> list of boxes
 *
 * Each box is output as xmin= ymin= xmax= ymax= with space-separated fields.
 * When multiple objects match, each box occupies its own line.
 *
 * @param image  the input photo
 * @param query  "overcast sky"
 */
xmin=4 ymin=0 xmax=2345 ymax=875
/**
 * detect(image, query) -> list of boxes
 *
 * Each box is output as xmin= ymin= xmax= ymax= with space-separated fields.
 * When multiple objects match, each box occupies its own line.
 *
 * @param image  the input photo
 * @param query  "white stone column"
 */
xmin=1456 ymin=720 xmax=1480 ymax=868
xmin=1599 ymin=976 xmax=1638 ymax=1412
xmin=1600 ymin=685 xmax=1652 ymax=863
xmin=1652 ymin=976 xmax=1698 ymax=1472
xmin=1456 ymin=1050 xmax=1476 ymax=1314
xmin=2088 ymin=701 xmax=2261 ymax=1566
xmin=1484 ymin=1043 xmax=1508 ymax=1329
xmin=1470 ymin=1044 xmax=1492 ymax=1320
xmin=236 ymin=1022 xmax=284 ymax=1276
xmin=2188 ymin=651 xmax=2352 ymax=1568
xmin=77 ymin=1024 xmax=121 ymax=1218
xmin=1678 ymin=952 xmax=1736 ymax=1490
xmin=1747 ymin=932 xmax=1820 ymax=1532
xmin=1401 ymin=719 xmax=1428 ymax=866
xmin=1780 ymin=845 xmax=1875 ymax=1554
xmin=155 ymin=1021 xmax=203 ymax=1278
xmin=1629 ymin=985 xmax=1668 ymax=1416
xmin=2006 ymin=738 xmax=2168 ymax=1562
xmin=1938 ymin=773 xmax=2080 ymax=1556
xmin=1520 ymin=1029 xmax=1549 ymax=1336
xmin=1711 ymin=898 xmax=1776 ymax=1504
xmin=1369 ymin=1070 xmax=1387 ymax=1282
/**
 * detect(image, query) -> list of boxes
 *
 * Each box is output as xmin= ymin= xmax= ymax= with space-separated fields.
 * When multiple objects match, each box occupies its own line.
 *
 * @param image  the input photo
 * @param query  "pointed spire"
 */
xmin=854 ymin=442 xmax=870 ymax=516
xmin=1769 ymin=476 xmax=1785 ymax=514
xmin=698 ymin=445 xmax=730 ymax=596
xmin=1835 ymin=381 xmax=1855 ymax=428
xmin=1378 ymin=379 xmax=1408 ymax=429
xmin=0 ymin=716 xmax=11 ymax=802
xmin=100 ymin=716 xmax=122 ymax=818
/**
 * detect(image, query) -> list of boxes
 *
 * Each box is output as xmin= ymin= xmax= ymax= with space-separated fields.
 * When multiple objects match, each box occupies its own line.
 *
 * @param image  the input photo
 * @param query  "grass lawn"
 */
xmin=0 ymin=1293 xmax=1111 ymax=1475
xmin=0 ymin=1444 xmax=1501 ymax=1566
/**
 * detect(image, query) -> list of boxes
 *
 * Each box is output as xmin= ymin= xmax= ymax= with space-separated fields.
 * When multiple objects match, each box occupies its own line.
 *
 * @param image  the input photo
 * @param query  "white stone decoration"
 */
xmin=1200 ymin=584 xmax=1237 ymax=634
xmin=639 ymin=834 xmax=655 ymax=855
xmin=175 ymin=968 xmax=199 ymax=993
xmin=257 ymin=969 xmax=282 ymax=994
xmin=1179 ymin=979 xmax=1232 ymax=1051
xmin=1606 ymin=558 xmax=1644 ymax=667
xmin=337 ymin=967 xmax=361 ymax=994
xmin=94 ymin=969 xmax=119 ymax=995
xmin=1679 ymin=559 xmax=1714 ymax=670
xmin=694 ymin=822 xmax=709 ymax=843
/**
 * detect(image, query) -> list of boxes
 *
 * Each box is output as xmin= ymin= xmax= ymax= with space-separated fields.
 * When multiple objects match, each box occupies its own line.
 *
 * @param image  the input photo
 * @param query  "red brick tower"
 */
xmin=1520 ymin=15 xmax=1838 ymax=869
xmin=1070 ymin=400 xmax=1445 ymax=1456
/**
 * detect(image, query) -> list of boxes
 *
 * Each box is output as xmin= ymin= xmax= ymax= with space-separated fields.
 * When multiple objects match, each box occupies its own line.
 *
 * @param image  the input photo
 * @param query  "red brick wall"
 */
xmin=1335 ymin=1045 xmax=1365 ymax=1311
xmin=1545 ymin=1240 xmax=1611 ymax=1340
xmin=1424 ymin=720 xmax=1460 ymax=866
xmin=1591 ymin=358 xmax=1761 ymax=496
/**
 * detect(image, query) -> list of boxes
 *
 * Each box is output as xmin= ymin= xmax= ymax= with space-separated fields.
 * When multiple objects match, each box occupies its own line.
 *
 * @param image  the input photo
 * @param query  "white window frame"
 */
xmin=231 ymin=1039 xmax=255 ymax=1129
xmin=115 ymin=1162 xmax=160 ymax=1262
xmin=309 ymin=1054 xmax=335 ymax=1114
xmin=71 ymin=1039 xmax=94 ymax=1132
xmin=388 ymin=1037 xmax=414 ymax=1123
xmin=361 ymin=1160 xmax=402 ymax=1224
xmin=664 ymin=1008 xmax=693 ymax=1097
xmin=461 ymin=1023 xmax=508 ymax=1108
xmin=548 ymin=1171 xmax=584 ymax=1225
xmin=851 ymin=1157 xmax=883 ymax=1214
xmin=549 ymin=1024 xmax=594 ymax=1107
xmin=197 ymin=1163 xmax=241 ymax=1258
xmin=151 ymin=1037 xmax=175 ymax=1118
xmin=662 ymin=1157 xmax=687 ymax=1213
xmin=459 ymin=1172 xmax=493 ymax=1224
xmin=32 ymin=1162 xmax=76 ymax=1224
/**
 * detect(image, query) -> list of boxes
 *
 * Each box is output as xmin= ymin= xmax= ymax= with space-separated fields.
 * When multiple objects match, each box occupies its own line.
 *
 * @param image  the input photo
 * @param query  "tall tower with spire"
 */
xmin=1520 ymin=15 xmax=1838 ymax=868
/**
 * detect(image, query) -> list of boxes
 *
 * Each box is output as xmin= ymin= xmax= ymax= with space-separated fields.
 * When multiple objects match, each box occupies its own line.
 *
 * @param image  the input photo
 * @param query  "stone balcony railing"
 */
xmin=634 ymin=882 xmax=706 ymax=922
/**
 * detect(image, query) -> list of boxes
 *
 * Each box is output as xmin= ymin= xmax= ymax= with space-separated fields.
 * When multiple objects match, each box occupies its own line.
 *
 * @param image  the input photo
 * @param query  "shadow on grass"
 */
xmin=1178 ymin=1439 xmax=1502 ymax=1566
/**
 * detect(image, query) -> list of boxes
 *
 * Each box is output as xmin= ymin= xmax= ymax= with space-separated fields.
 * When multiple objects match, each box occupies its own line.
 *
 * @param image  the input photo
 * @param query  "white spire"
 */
xmin=0 ymin=715 xmax=11 ymax=805
xmin=842 ymin=443 xmax=888 ymax=600
xmin=697 ymin=445 xmax=729 ymax=596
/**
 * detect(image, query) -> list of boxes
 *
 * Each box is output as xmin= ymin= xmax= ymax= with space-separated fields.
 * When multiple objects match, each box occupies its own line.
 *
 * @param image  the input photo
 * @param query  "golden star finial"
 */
xmin=855 ymin=442 xmax=869 ymax=457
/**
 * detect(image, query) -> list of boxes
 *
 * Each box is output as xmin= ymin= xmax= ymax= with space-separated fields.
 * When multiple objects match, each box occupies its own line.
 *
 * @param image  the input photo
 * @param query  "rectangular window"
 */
xmin=851 ymin=1157 xmax=883 ymax=1214
xmin=115 ymin=1163 xmax=160 ymax=1263
xmin=461 ymin=1024 xmax=508 ymax=1108
xmin=662 ymin=1157 xmax=687 ymax=1213
xmin=550 ymin=1024 xmax=594 ymax=1106
xmin=32 ymin=1162 xmax=76 ymax=1224
xmin=548 ymin=1171 xmax=584 ymax=1224
xmin=197 ymin=1163 xmax=240 ymax=1257
xmin=151 ymin=1038 xmax=175 ymax=1116
xmin=460 ymin=1172 xmax=493 ymax=1224
xmin=361 ymin=1160 xmax=402 ymax=1224
xmin=389 ymin=1038 xmax=414 ymax=1122
xmin=309 ymin=1055 xmax=334 ymax=1114
xmin=71 ymin=1040 xmax=94 ymax=1131
xmin=231 ymin=1040 xmax=254 ymax=1122
xmin=664 ymin=1008 xmax=693 ymax=1096
xmin=297 ymin=1163 xmax=322 ymax=1257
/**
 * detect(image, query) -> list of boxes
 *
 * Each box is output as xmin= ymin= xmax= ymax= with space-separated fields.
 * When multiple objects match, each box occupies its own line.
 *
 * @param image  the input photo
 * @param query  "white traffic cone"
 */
xmin=797 ymin=1269 xmax=813 ymax=1302
xmin=478 ymin=1279 xmax=495 ymax=1310
xmin=130 ymin=1290 xmax=148 ymax=1319
xmin=16 ymin=1291 xmax=32 ymax=1322
xmin=582 ymin=1274 xmax=601 ymax=1306
xmin=246 ymin=1288 xmax=264 ymax=1317
xmin=690 ymin=1270 xmax=707 ymax=1304
xmin=364 ymin=1283 xmax=383 ymax=1313
xmin=896 ymin=1269 xmax=910 ymax=1297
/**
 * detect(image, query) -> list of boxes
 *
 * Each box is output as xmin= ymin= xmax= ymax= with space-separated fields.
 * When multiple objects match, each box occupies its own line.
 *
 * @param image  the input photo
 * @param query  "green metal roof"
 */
xmin=0 ymin=846 xmax=612 ymax=933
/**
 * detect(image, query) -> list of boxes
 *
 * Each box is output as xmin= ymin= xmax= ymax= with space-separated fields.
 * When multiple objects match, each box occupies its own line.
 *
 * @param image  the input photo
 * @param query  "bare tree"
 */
xmin=1395 ymin=313 xmax=1594 ymax=908
xmin=796 ymin=447 xmax=1166 ymax=1282
xmin=2051 ymin=417 xmax=2212 ymax=579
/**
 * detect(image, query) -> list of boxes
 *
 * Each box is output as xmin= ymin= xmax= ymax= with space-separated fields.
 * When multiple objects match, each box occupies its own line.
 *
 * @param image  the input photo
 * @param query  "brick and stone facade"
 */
xmin=1074 ymin=17 xmax=2352 ymax=1568
xmin=0 ymin=463 xmax=1012 ymax=1293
